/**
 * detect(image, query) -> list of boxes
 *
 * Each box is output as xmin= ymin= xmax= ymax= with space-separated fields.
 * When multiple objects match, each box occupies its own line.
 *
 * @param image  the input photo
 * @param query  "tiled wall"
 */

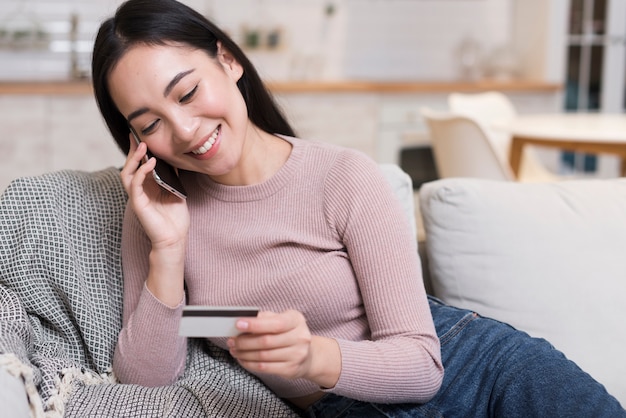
xmin=0 ymin=0 xmax=514 ymax=81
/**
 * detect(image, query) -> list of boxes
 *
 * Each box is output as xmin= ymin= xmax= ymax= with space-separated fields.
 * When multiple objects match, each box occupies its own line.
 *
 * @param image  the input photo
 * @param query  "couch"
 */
xmin=419 ymin=176 xmax=626 ymax=407
xmin=1 ymin=165 xmax=624 ymax=416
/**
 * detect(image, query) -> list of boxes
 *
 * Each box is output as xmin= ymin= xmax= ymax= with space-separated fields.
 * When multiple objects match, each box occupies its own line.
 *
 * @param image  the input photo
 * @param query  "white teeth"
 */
xmin=191 ymin=127 xmax=219 ymax=155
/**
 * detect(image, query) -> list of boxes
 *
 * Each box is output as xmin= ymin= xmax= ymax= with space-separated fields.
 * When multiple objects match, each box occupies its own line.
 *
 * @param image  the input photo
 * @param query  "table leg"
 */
xmin=509 ymin=136 xmax=524 ymax=179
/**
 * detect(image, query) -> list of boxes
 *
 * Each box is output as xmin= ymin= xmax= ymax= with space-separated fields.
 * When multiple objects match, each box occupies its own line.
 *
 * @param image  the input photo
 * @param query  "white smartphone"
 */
xmin=179 ymin=306 xmax=260 ymax=337
xmin=129 ymin=126 xmax=187 ymax=200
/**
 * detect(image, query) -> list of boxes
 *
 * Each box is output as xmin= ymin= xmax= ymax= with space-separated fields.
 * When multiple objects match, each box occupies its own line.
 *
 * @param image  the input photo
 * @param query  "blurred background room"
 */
xmin=1 ymin=0 xmax=625 ymax=200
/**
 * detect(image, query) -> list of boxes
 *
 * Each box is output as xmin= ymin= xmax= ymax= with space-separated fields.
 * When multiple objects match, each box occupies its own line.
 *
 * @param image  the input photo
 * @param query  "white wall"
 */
xmin=342 ymin=0 xmax=513 ymax=80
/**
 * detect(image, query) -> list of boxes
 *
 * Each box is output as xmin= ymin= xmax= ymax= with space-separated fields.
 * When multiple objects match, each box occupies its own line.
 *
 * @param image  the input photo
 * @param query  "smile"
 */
xmin=191 ymin=126 xmax=220 ymax=155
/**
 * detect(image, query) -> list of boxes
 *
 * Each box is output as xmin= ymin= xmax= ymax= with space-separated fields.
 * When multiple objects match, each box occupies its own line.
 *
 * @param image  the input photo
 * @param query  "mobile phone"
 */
xmin=179 ymin=306 xmax=260 ymax=337
xmin=129 ymin=126 xmax=187 ymax=200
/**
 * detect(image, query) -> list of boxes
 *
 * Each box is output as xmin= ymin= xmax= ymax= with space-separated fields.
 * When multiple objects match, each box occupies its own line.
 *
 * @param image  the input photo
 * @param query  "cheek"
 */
xmin=203 ymin=85 xmax=248 ymax=124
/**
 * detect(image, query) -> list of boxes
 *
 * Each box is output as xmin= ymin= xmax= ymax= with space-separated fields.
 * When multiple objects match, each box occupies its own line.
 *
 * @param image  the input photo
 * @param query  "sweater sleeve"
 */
xmin=112 ymin=203 xmax=187 ymax=386
xmin=322 ymin=151 xmax=444 ymax=403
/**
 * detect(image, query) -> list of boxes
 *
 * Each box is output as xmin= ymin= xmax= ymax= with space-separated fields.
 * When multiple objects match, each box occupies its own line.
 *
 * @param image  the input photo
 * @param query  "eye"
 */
xmin=141 ymin=119 xmax=160 ymax=135
xmin=179 ymin=85 xmax=198 ymax=104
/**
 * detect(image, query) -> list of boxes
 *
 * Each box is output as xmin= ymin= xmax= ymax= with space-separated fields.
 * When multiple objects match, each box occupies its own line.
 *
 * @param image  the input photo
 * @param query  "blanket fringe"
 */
xmin=0 ymin=353 xmax=46 ymax=418
xmin=0 ymin=354 xmax=117 ymax=418
xmin=44 ymin=367 xmax=117 ymax=418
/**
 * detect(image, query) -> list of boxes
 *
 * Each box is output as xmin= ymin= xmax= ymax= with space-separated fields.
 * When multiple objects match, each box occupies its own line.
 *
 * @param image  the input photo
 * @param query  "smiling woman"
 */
xmin=91 ymin=1 xmax=294 ymax=157
xmin=106 ymin=43 xmax=261 ymax=182
xmin=87 ymin=0 xmax=626 ymax=416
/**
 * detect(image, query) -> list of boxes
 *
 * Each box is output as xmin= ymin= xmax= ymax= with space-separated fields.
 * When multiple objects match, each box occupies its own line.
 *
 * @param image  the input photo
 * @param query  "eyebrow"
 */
xmin=127 ymin=107 xmax=149 ymax=124
xmin=164 ymin=69 xmax=195 ymax=98
xmin=126 ymin=69 xmax=196 ymax=123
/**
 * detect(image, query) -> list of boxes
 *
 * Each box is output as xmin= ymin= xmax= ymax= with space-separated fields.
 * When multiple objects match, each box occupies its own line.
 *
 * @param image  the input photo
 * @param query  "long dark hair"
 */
xmin=92 ymin=0 xmax=295 ymax=155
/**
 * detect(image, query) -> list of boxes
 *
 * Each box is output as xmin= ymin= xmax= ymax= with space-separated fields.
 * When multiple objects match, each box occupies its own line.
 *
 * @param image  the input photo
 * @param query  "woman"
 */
xmin=92 ymin=0 xmax=624 ymax=416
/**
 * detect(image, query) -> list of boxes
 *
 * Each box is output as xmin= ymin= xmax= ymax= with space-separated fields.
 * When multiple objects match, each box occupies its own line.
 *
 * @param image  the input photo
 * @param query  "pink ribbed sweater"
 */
xmin=113 ymin=136 xmax=443 ymax=404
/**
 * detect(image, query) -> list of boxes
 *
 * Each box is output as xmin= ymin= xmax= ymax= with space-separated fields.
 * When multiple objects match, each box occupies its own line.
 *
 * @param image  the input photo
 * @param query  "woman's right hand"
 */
xmin=121 ymin=138 xmax=190 ymax=307
xmin=120 ymin=138 xmax=190 ymax=251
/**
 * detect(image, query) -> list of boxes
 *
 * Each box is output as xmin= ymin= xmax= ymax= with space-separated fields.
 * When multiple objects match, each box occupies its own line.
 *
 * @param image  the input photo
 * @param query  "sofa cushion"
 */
xmin=419 ymin=177 xmax=626 ymax=405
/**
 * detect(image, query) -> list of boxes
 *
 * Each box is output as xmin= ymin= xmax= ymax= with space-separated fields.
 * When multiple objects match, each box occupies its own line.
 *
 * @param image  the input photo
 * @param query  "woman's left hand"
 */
xmin=227 ymin=310 xmax=341 ymax=389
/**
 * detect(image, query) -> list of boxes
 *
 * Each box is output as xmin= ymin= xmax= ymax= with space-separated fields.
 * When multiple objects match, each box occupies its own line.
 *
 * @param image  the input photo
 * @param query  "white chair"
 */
xmin=448 ymin=91 xmax=517 ymax=125
xmin=448 ymin=91 xmax=560 ymax=182
xmin=420 ymin=107 xmax=515 ymax=181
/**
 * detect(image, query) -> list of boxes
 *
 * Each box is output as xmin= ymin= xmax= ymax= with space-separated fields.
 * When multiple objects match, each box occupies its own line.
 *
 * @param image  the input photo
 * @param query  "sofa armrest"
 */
xmin=0 ymin=367 xmax=30 ymax=418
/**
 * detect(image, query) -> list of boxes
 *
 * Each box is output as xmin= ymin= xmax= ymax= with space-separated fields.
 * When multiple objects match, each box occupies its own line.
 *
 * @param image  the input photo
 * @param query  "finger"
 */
xmin=232 ymin=320 xmax=311 ymax=354
xmin=232 ymin=330 xmax=290 ymax=352
xmin=233 ymin=345 xmax=294 ymax=366
xmin=122 ymin=134 xmax=144 ymax=168
xmin=121 ymin=142 xmax=150 ymax=189
xmin=236 ymin=310 xmax=300 ymax=335
xmin=132 ymin=141 xmax=148 ymax=166
xmin=237 ymin=357 xmax=288 ymax=376
xmin=121 ymin=141 xmax=145 ymax=177
xmin=232 ymin=345 xmax=310 ymax=379
xmin=130 ymin=156 xmax=156 ymax=193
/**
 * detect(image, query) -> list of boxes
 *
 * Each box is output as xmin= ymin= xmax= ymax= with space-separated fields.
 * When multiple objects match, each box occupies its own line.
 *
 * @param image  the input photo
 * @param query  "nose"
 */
xmin=170 ymin=110 xmax=198 ymax=144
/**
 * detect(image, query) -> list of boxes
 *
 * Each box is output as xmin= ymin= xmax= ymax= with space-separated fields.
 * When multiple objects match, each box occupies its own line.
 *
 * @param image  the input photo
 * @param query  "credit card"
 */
xmin=179 ymin=306 xmax=259 ymax=337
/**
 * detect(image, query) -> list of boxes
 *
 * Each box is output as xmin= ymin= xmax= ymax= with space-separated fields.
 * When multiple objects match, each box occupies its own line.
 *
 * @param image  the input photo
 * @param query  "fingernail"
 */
xmin=236 ymin=320 xmax=249 ymax=330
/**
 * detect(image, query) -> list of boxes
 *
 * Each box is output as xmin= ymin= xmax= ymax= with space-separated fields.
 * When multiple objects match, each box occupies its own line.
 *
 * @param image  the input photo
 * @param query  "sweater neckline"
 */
xmin=194 ymin=135 xmax=303 ymax=202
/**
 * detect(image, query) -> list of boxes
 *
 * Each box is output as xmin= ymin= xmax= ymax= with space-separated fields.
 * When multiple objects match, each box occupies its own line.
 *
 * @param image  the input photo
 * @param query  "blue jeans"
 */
xmin=304 ymin=297 xmax=625 ymax=418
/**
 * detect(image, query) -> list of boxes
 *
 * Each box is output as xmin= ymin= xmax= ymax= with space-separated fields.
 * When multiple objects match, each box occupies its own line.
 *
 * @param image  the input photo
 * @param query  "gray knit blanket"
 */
xmin=0 ymin=167 xmax=298 ymax=417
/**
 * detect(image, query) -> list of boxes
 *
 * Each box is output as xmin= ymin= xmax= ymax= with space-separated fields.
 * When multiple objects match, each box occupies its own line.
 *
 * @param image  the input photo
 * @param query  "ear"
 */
xmin=217 ymin=41 xmax=244 ymax=82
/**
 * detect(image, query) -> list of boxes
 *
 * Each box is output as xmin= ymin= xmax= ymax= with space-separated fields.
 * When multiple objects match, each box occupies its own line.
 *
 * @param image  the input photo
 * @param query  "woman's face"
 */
xmin=108 ymin=43 xmax=251 ymax=178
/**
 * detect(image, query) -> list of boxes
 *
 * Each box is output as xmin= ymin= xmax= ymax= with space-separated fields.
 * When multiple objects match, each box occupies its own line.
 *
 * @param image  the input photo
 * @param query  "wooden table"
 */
xmin=503 ymin=113 xmax=626 ymax=177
